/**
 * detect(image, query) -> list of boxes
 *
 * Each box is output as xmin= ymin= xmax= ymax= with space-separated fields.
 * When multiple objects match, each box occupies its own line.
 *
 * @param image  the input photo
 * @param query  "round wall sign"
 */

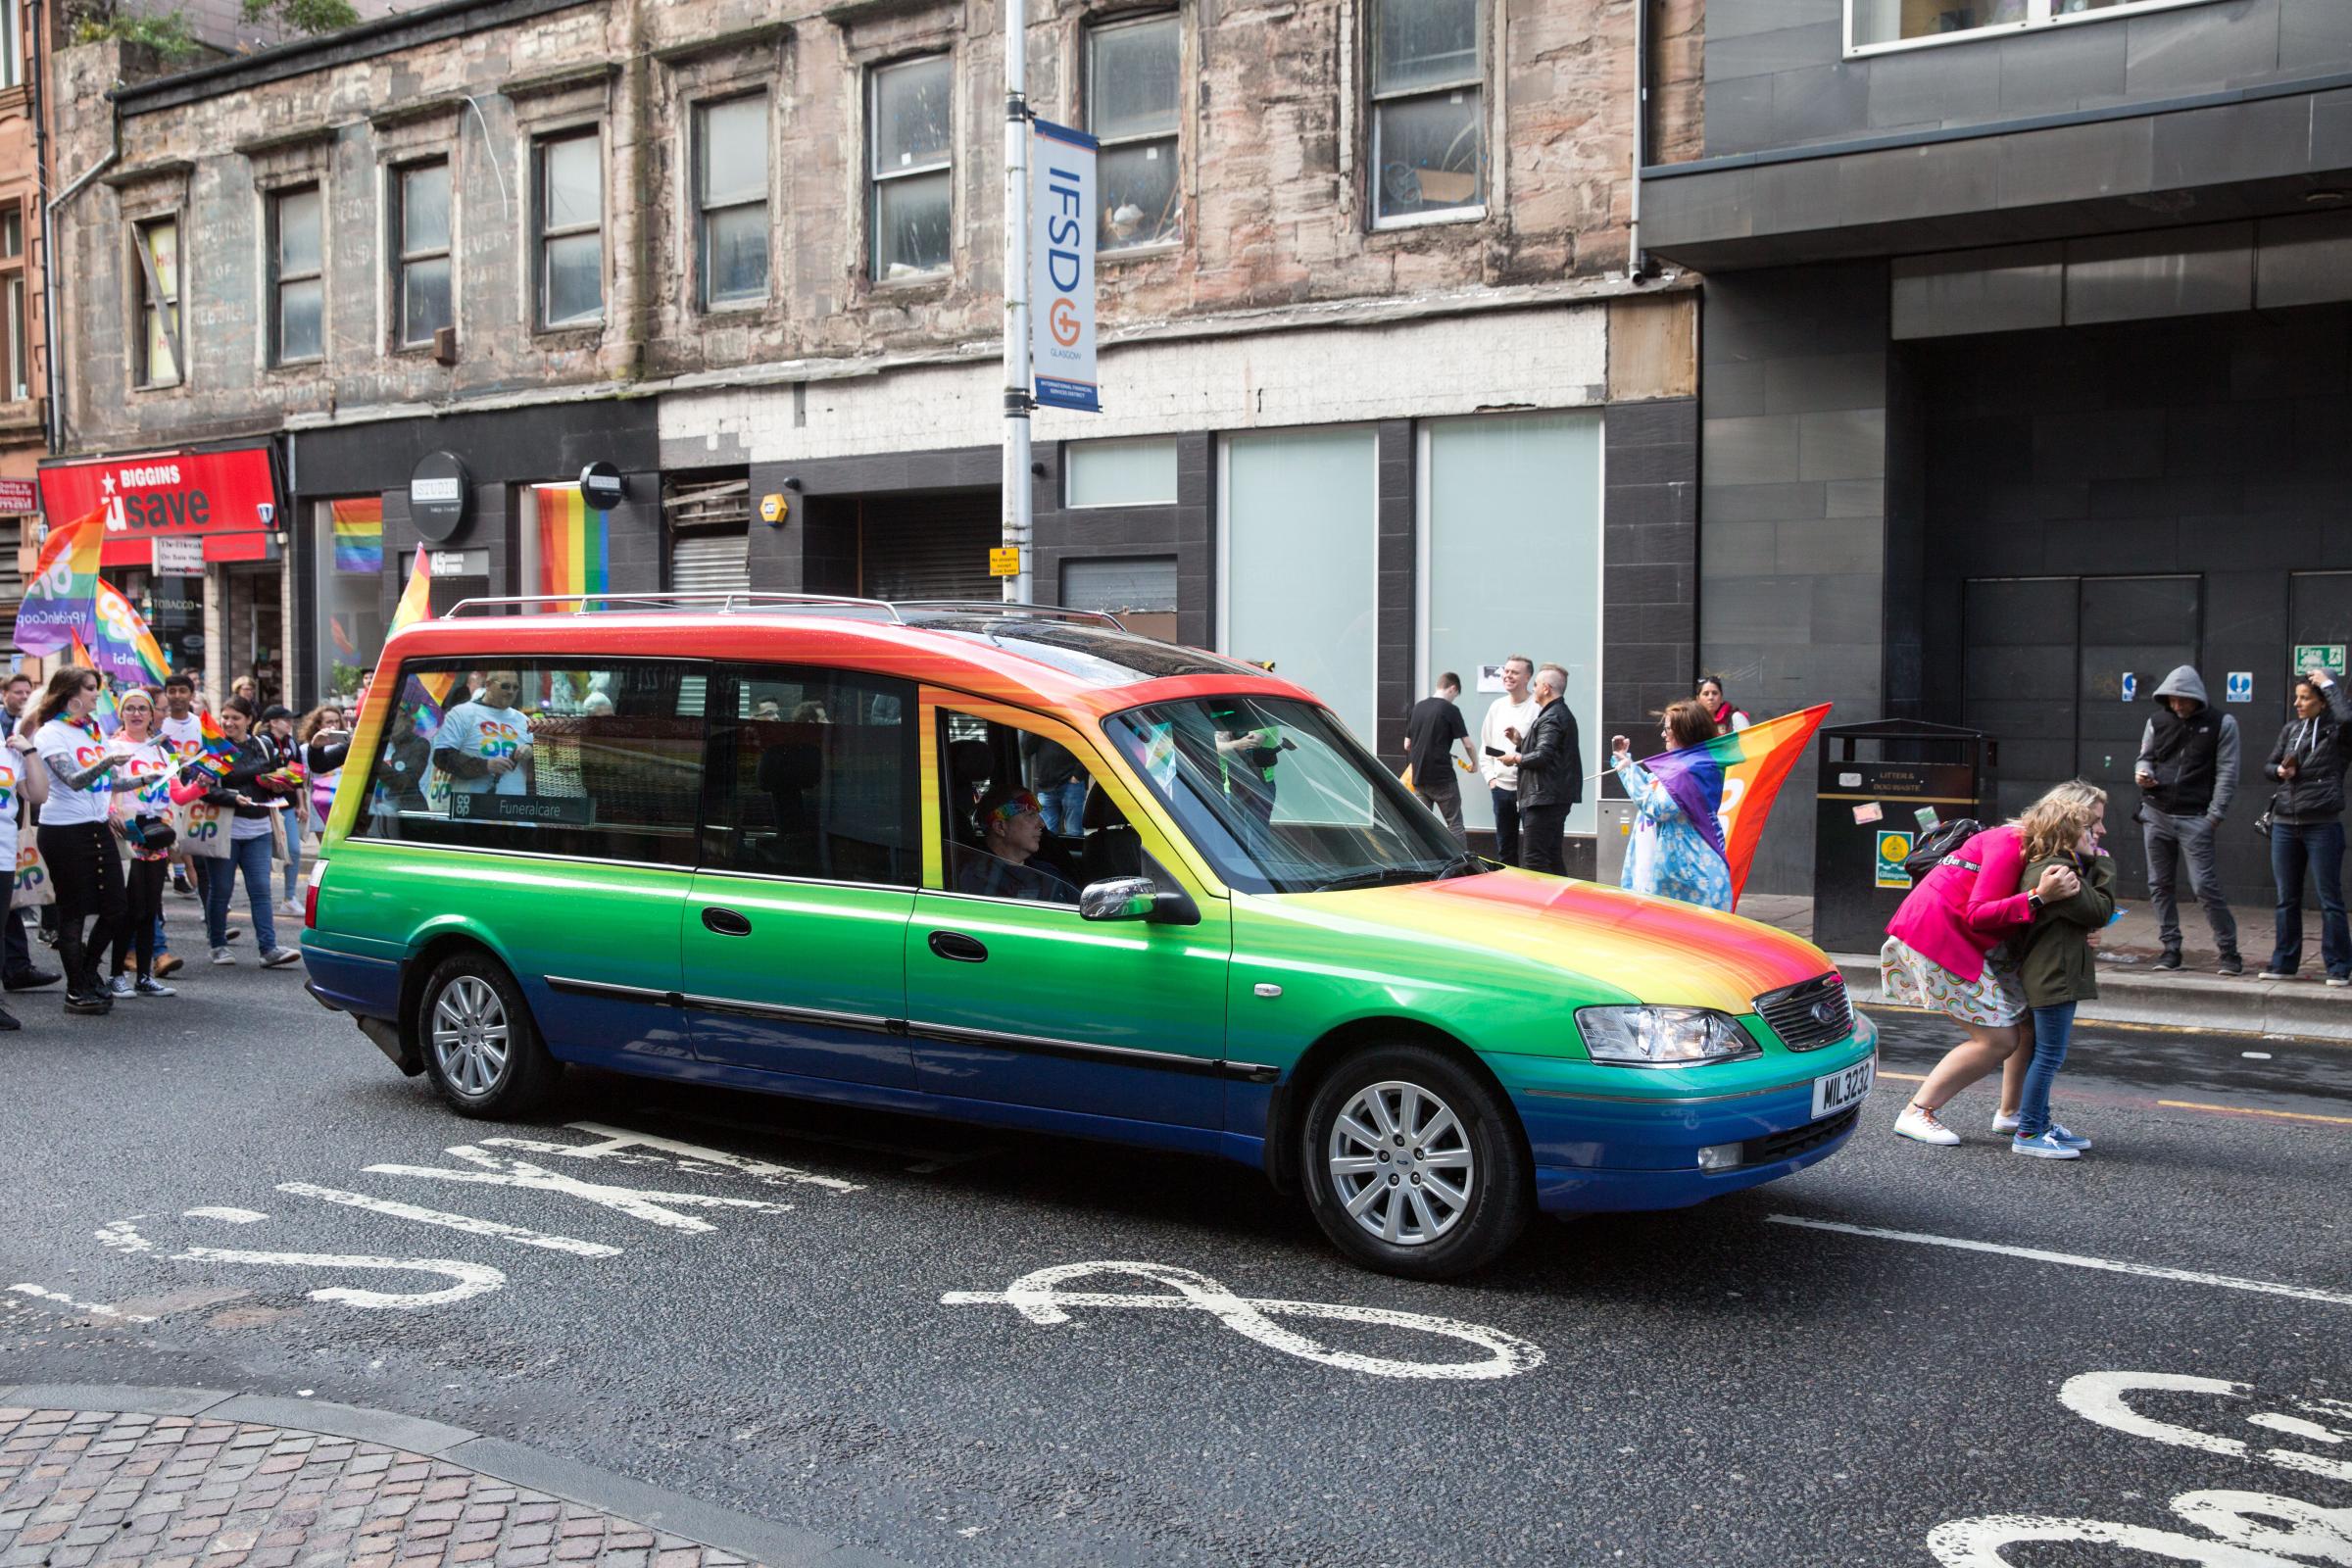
xmin=408 ymin=451 xmax=472 ymax=543
xmin=578 ymin=462 xmax=624 ymax=513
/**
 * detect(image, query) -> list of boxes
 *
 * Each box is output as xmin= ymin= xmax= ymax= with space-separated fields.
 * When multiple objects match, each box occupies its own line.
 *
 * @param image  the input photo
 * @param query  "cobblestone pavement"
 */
xmin=0 ymin=1407 xmax=757 ymax=1568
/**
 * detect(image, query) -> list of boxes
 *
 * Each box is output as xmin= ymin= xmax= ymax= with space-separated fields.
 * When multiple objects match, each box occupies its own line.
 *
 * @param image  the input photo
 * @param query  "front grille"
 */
xmin=1747 ymin=1106 xmax=1859 ymax=1167
xmin=1755 ymin=971 xmax=1854 ymax=1052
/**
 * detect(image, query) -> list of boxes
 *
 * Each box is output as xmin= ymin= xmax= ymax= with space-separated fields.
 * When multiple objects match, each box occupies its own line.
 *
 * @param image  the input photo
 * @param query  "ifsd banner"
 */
xmin=1030 ymin=119 xmax=1099 ymax=413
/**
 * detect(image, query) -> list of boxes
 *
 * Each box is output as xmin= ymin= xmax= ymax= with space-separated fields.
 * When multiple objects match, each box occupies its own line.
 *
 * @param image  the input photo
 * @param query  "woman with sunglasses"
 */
xmin=31 ymin=666 xmax=144 ymax=1014
xmin=103 ymin=689 xmax=178 ymax=997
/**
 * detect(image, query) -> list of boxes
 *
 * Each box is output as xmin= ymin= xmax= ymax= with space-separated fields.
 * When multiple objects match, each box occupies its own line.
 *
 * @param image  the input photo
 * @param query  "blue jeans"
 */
xmin=2018 ymin=1002 xmax=2077 ymax=1141
xmin=1038 ymin=779 xmax=1087 ymax=837
xmin=1490 ymin=786 xmax=1521 ymax=866
xmin=279 ymin=808 xmax=303 ymax=903
xmin=2269 ymin=818 xmax=2349 ymax=978
xmin=205 ymin=834 xmax=276 ymax=954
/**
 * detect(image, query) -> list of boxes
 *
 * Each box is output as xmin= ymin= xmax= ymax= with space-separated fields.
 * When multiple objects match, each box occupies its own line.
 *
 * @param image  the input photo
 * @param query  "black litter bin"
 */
xmin=1813 ymin=719 xmax=1990 ymax=955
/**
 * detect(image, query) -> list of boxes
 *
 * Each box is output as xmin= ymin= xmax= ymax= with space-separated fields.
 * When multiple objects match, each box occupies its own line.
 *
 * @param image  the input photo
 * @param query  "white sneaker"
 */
xmin=260 ymin=948 xmax=302 ymax=968
xmin=107 ymin=974 xmax=133 ymax=998
xmin=1894 ymin=1104 xmax=1961 ymax=1147
xmin=1991 ymin=1110 xmax=2020 ymax=1133
xmin=278 ymin=900 xmax=302 ymax=917
xmin=211 ymin=947 xmax=235 ymax=966
xmin=2329 ymin=976 xmax=2350 ymax=989
xmin=2012 ymin=1130 xmax=2082 ymax=1160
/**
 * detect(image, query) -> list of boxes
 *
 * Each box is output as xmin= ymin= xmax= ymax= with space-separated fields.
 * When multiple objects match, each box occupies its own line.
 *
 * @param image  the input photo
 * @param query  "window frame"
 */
xmin=0 ymin=0 xmax=22 ymax=91
xmin=389 ymin=158 xmax=454 ymax=352
xmin=1365 ymin=0 xmax=1489 ymax=230
xmin=530 ymin=127 xmax=606 ymax=331
xmin=1845 ymin=0 xmax=2227 ymax=57
xmin=696 ymin=662 xmax=922 ymax=889
xmin=267 ymin=183 xmax=325 ymax=368
xmin=1083 ymin=11 xmax=1183 ymax=256
xmin=866 ymin=53 xmax=956 ymax=284
xmin=131 ymin=214 xmax=183 ymax=390
xmin=0 ymin=201 xmax=24 ymax=403
xmin=691 ymin=93 xmax=770 ymax=313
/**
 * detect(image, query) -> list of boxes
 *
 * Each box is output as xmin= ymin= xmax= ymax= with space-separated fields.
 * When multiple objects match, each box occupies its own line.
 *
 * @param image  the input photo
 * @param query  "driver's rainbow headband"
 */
xmin=981 ymin=790 xmax=1042 ymax=824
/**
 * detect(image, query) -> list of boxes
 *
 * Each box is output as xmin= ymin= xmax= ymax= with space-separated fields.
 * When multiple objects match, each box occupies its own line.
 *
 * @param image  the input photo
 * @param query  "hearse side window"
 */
xmin=355 ymin=660 xmax=704 ymax=866
xmin=701 ymin=664 xmax=916 ymax=885
xmin=935 ymin=707 xmax=1138 ymax=905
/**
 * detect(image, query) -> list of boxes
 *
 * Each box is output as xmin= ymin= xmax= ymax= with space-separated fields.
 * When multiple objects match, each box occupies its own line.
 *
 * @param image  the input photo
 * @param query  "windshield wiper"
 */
xmin=1311 ymin=866 xmax=1440 ymax=894
xmin=1436 ymin=851 xmax=1493 ymax=880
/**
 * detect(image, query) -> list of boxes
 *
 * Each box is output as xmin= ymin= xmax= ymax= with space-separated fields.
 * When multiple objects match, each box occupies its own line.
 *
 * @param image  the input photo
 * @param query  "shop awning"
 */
xmin=35 ymin=446 xmax=281 ymax=567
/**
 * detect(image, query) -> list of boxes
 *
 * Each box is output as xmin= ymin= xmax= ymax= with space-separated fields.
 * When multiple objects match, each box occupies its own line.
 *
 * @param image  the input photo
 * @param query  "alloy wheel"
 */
xmin=430 ymin=975 xmax=511 ymax=1100
xmin=1326 ymin=1079 xmax=1475 ymax=1246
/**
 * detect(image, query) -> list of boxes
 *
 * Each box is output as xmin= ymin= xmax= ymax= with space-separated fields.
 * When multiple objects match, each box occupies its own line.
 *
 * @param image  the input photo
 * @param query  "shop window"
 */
xmin=392 ymin=160 xmax=453 ymax=349
xmin=1086 ymin=14 xmax=1181 ymax=252
xmin=1065 ymin=438 xmax=1179 ymax=508
xmin=1420 ymin=412 xmax=1600 ymax=837
xmin=1062 ymin=556 xmax=1177 ymax=644
xmin=0 ymin=202 xmax=24 ymax=401
xmin=535 ymin=129 xmax=603 ymax=329
xmin=695 ymin=96 xmax=768 ymax=311
xmin=131 ymin=216 xmax=182 ymax=388
xmin=1368 ymin=0 xmax=1485 ymax=225
xmin=703 ymin=663 xmax=916 ymax=884
xmin=1220 ymin=427 xmax=1378 ymax=743
xmin=354 ymin=658 xmax=706 ymax=866
xmin=315 ymin=499 xmax=387 ymax=702
xmin=269 ymin=185 xmax=324 ymax=366
xmin=868 ymin=55 xmax=953 ymax=281
xmin=1849 ymin=0 xmax=2203 ymax=52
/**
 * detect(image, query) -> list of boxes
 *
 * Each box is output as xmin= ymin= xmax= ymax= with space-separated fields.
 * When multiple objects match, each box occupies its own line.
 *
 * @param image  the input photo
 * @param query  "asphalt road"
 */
xmin=1 ymin=932 xmax=2346 ymax=1567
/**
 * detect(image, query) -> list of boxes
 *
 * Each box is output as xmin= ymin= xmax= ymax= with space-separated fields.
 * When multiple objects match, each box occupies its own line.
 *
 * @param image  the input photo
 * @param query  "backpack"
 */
xmin=1901 ymin=817 xmax=1984 ymax=886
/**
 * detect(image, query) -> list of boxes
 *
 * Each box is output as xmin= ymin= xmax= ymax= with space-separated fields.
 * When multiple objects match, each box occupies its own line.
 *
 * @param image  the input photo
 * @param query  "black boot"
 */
xmin=0 ymin=1004 xmax=21 ymax=1030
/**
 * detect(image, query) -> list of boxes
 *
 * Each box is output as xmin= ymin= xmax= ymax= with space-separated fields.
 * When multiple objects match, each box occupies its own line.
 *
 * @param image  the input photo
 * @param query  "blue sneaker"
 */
xmin=2012 ymin=1130 xmax=2081 ymax=1160
xmin=2048 ymin=1123 xmax=2092 ymax=1152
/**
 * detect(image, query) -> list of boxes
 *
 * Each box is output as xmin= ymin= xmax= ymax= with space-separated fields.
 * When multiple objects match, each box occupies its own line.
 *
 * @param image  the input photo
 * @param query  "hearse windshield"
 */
xmin=1102 ymin=696 xmax=1470 ymax=895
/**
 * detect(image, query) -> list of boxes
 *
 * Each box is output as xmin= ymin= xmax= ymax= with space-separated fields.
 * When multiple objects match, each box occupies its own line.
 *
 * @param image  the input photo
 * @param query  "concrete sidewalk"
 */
xmin=0 ymin=1386 xmax=899 ymax=1568
xmin=1740 ymin=894 xmax=2352 ymax=1042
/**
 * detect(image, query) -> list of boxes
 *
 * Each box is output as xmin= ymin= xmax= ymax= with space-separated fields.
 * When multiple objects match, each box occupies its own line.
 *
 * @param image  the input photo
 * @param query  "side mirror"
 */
xmin=1081 ymin=876 xmax=1156 ymax=921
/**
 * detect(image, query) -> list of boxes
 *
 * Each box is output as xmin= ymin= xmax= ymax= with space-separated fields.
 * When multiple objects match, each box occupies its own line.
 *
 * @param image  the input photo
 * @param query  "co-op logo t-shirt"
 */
xmin=34 ymin=718 xmax=116 ymax=827
xmin=436 ymin=701 xmax=531 ymax=796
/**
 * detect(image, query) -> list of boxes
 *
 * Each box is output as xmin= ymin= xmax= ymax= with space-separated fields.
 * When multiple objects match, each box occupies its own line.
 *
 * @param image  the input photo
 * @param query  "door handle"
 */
xmin=701 ymin=906 xmax=753 ymax=937
xmin=928 ymin=930 xmax=988 ymax=963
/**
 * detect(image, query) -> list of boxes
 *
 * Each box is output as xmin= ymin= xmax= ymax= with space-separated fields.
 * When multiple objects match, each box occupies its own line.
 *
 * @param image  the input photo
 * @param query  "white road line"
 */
xmin=8 ymin=1284 xmax=156 ymax=1324
xmin=183 ymin=1207 xmax=267 ymax=1224
xmin=276 ymin=1183 xmax=623 ymax=1258
xmin=1769 ymin=1215 xmax=2352 ymax=1307
xmin=363 ymin=1148 xmax=795 ymax=1234
xmin=560 ymin=1123 xmax=865 ymax=1193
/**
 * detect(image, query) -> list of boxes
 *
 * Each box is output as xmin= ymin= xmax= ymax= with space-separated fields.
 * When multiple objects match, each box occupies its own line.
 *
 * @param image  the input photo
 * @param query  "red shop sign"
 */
xmin=0 ymin=478 xmax=36 ymax=514
xmin=37 ymin=447 xmax=279 ymax=565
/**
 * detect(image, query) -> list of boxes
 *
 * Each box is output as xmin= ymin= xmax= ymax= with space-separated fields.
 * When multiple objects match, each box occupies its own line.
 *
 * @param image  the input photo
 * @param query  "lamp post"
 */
xmin=1001 ymin=0 xmax=1032 ymax=604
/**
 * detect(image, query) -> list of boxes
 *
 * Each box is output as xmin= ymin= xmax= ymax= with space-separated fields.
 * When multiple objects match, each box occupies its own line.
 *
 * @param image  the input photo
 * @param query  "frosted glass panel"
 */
xmin=1223 ymin=428 xmax=1378 ymax=746
xmin=1424 ymin=412 xmax=1602 ymax=838
xmin=1066 ymin=439 xmax=1179 ymax=508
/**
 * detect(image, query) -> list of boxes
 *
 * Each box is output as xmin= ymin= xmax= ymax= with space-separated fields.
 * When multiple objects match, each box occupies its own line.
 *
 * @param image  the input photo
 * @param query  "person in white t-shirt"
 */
xmin=432 ymin=669 xmax=535 ymax=800
xmin=1479 ymin=655 xmax=1539 ymax=867
xmin=158 ymin=673 xmax=207 ymax=909
xmin=32 ymin=666 xmax=145 ymax=1014
xmin=0 ymin=738 xmax=24 ymax=1031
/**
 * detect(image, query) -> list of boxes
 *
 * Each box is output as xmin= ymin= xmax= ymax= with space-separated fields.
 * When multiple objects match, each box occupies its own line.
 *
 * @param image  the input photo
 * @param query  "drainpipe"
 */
xmin=43 ymin=78 xmax=122 ymax=455
xmin=1629 ymin=0 xmax=1649 ymax=282
xmin=26 ymin=0 xmax=49 ymax=438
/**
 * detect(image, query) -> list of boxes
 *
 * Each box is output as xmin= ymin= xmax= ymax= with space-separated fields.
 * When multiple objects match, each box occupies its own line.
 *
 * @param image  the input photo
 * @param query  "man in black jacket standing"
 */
xmin=2259 ymin=665 xmax=2352 ymax=985
xmin=1501 ymin=662 xmax=1581 ymax=876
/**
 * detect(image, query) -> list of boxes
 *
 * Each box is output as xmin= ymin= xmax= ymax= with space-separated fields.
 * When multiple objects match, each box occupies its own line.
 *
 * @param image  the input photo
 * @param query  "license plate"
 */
xmin=1811 ymin=1055 xmax=1876 ymax=1119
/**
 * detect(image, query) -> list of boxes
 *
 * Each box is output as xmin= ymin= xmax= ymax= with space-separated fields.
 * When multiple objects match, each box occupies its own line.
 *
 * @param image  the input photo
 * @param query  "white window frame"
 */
xmin=268 ymin=183 xmax=325 ymax=368
xmin=1084 ymin=12 xmax=1183 ymax=255
xmin=390 ymin=158 xmax=454 ymax=351
xmin=532 ymin=127 xmax=605 ymax=330
xmin=1366 ymin=0 xmax=1488 ymax=231
xmin=867 ymin=53 xmax=955 ymax=283
xmin=693 ymin=93 xmax=770 ymax=314
xmin=1846 ymin=0 xmax=2227 ymax=59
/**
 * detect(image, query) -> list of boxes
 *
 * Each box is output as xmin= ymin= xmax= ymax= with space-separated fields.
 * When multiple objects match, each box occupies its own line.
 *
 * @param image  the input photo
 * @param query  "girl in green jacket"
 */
xmin=2014 ymin=782 xmax=2119 ymax=1159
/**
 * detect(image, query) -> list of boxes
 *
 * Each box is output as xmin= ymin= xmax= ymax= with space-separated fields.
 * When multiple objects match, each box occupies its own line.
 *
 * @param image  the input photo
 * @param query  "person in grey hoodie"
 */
xmin=2133 ymin=665 xmax=2242 ymax=974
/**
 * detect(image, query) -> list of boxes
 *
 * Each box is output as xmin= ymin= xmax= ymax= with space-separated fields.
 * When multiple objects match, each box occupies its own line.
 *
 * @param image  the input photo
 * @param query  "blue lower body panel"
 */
xmin=300 ymin=944 xmax=402 ymax=1020
xmin=1533 ymin=1122 xmax=1856 ymax=1212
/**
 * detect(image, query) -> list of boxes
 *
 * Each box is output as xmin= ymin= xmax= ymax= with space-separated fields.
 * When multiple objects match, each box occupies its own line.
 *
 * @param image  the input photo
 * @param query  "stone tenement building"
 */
xmin=45 ymin=0 xmax=1701 ymax=873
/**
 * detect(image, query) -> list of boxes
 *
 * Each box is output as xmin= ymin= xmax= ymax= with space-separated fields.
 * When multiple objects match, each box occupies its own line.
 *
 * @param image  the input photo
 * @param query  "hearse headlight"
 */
xmin=1576 ymin=1005 xmax=1757 ymax=1067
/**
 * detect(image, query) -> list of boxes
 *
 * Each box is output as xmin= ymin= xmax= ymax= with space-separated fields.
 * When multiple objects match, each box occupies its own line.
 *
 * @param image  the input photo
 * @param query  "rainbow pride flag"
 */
xmin=387 ymin=548 xmax=433 ymax=638
xmin=67 ymin=631 xmax=118 ymax=734
xmin=533 ymin=485 xmax=608 ymax=611
xmin=91 ymin=576 xmax=172 ymax=685
xmin=1637 ymin=703 xmax=1831 ymax=909
xmin=193 ymin=707 xmax=237 ymax=769
xmin=331 ymin=500 xmax=384 ymax=573
xmin=14 ymin=509 xmax=104 ymax=655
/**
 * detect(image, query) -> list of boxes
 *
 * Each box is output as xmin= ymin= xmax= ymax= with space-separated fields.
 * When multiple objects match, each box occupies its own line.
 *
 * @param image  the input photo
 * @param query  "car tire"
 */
xmin=416 ymin=951 xmax=560 ymax=1119
xmin=1299 ymin=1043 xmax=1531 ymax=1280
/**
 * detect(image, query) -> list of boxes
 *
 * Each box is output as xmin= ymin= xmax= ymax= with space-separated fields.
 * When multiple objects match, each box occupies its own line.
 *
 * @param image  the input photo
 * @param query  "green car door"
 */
xmin=905 ymin=696 xmax=1232 ymax=1129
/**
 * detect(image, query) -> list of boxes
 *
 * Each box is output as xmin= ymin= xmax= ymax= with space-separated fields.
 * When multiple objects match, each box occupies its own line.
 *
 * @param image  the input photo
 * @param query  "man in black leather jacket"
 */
xmin=1501 ymin=662 xmax=1581 ymax=876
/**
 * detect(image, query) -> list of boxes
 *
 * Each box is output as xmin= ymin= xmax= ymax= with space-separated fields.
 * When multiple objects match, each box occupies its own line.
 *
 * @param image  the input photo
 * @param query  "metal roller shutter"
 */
xmin=860 ymin=491 xmax=1001 ymax=603
xmin=664 ymin=473 xmax=751 ymax=596
xmin=671 ymin=530 xmax=750 ymax=595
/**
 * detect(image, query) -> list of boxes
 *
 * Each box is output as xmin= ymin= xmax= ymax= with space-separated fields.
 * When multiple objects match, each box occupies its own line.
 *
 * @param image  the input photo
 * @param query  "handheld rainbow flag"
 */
xmin=532 ymin=484 xmax=608 ymax=611
xmin=387 ymin=547 xmax=433 ymax=638
xmin=91 ymin=576 xmax=172 ymax=685
xmin=1636 ymin=703 xmax=1831 ymax=909
xmin=14 ymin=510 xmax=104 ymax=655
xmin=193 ymin=707 xmax=236 ymax=767
xmin=67 ymin=631 xmax=119 ymax=735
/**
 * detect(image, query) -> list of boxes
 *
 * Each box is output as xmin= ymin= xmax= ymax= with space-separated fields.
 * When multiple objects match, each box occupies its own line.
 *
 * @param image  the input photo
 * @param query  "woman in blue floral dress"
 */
xmin=1611 ymin=700 xmax=1736 ymax=911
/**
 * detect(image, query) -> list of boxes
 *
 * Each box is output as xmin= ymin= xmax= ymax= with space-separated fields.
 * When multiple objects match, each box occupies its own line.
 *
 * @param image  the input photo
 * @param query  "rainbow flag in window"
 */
xmin=532 ymin=485 xmax=608 ymax=612
xmin=332 ymin=500 xmax=384 ymax=574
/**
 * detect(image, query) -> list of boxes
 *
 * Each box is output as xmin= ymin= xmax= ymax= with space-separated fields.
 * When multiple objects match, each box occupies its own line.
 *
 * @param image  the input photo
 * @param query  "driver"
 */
xmin=956 ymin=785 xmax=1079 ymax=905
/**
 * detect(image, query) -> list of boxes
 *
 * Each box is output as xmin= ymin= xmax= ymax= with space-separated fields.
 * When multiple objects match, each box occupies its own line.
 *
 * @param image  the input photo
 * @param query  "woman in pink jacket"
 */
xmin=1882 ymin=789 xmax=2082 ymax=1146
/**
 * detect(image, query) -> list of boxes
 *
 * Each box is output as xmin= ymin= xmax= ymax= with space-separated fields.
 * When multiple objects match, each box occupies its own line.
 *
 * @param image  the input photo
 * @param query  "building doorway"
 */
xmin=857 ymin=490 xmax=1000 ymax=604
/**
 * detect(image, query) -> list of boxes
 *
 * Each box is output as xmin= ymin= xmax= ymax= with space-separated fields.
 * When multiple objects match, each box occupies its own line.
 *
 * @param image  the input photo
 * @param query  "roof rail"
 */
xmin=895 ymin=599 xmax=1128 ymax=630
xmin=439 ymin=592 xmax=906 ymax=621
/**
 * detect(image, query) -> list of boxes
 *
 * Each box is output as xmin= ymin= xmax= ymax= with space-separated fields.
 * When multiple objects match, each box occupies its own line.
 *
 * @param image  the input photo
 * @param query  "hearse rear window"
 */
xmin=356 ymin=659 xmax=704 ymax=865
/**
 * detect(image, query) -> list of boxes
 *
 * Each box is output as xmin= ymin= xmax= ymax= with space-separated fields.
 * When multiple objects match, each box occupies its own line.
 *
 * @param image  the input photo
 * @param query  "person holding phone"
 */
xmin=2259 ymin=665 xmax=2352 ymax=984
xmin=1479 ymin=656 xmax=1538 ymax=865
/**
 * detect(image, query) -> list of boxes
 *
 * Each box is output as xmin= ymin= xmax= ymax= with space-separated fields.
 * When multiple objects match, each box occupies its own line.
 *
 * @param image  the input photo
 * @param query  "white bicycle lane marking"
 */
xmin=23 ymin=1122 xmax=862 ymax=1315
xmin=1931 ymin=1372 xmax=2352 ymax=1566
xmin=943 ymin=1260 xmax=1544 ymax=1381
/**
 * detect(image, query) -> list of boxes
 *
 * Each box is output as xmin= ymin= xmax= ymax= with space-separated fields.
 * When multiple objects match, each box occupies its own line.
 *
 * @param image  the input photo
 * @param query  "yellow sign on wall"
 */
xmin=1875 ymin=830 xmax=1914 ymax=889
xmin=759 ymin=493 xmax=787 ymax=524
xmin=989 ymin=546 xmax=1021 ymax=577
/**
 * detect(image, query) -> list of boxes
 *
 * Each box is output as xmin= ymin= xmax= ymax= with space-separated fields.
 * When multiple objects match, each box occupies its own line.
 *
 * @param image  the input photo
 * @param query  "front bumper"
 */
xmin=1502 ymin=1012 xmax=1877 ymax=1213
